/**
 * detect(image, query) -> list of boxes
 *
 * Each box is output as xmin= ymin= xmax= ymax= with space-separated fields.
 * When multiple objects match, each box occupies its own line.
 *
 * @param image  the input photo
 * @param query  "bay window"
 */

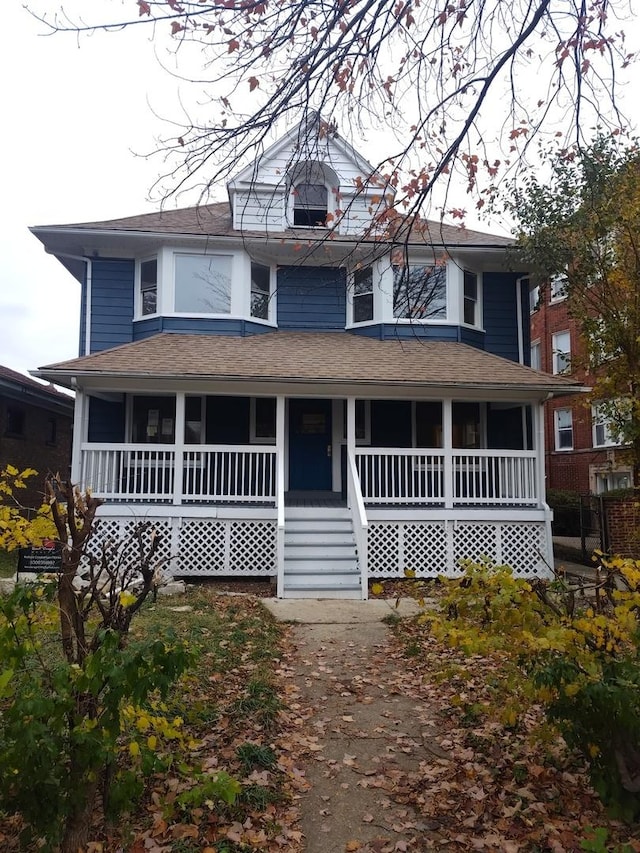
xmin=352 ymin=267 xmax=374 ymax=323
xmin=250 ymin=263 xmax=271 ymax=321
xmin=393 ymin=264 xmax=447 ymax=320
xmin=174 ymin=254 xmax=232 ymax=314
xmin=140 ymin=258 xmax=158 ymax=316
xmin=463 ymin=270 xmax=479 ymax=326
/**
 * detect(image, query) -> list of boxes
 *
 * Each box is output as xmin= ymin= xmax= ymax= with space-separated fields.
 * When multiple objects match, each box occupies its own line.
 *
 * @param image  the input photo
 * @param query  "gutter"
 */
xmin=31 ymin=368 xmax=586 ymax=396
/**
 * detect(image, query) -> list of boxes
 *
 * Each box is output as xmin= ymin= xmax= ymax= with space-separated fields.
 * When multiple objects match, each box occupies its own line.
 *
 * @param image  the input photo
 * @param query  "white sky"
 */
xmin=1 ymin=2 xmax=639 ymax=379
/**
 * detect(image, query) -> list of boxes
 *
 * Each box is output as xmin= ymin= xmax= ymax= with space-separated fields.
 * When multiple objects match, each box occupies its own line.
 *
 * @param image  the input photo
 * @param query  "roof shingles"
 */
xmin=39 ymin=332 xmax=580 ymax=393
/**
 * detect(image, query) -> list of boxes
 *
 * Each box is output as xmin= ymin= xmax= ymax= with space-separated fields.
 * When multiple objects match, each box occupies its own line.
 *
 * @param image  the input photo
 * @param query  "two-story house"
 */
xmin=30 ymin=118 xmax=580 ymax=598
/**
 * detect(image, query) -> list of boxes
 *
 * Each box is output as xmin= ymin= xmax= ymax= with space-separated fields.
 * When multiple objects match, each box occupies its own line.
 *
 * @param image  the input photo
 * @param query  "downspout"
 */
xmin=47 ymin=251 xmax=92 ymax=356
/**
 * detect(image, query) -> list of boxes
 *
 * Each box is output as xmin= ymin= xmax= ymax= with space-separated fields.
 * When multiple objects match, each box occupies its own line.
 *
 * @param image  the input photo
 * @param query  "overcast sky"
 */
xmin=1 ymin=2 xmax=639 ymax=380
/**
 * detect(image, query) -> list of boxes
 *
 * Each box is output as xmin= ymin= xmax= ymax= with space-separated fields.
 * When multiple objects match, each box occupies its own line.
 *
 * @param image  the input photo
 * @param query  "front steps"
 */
xmin=282 ymin=507 xmax=362 ymax=599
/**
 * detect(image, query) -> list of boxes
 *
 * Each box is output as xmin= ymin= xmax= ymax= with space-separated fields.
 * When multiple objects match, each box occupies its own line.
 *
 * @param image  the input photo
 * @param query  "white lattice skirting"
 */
xmin=367 ymin=520 xmax=551 ymax=578
xmin=87 ymin=515 xmax=277 ymax=577
xmin=85 ymin=513 xmax=549 ymax=581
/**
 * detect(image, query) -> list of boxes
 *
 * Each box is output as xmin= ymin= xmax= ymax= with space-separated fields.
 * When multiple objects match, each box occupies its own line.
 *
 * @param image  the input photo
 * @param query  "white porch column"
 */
xmin=71 ymin=389 xmax=87 ymax=485
xmin=346 ymin=397 xmax=356 ymax=505
xmin=442 ymin=399 xmax=453 ymax=509
xmin=173 ymin=393 xmax=185 ymax=506
xmin=276 ymin=395 xmax=286 ymax=597
xmin=534 ymin=401 xmax=547 ymax=508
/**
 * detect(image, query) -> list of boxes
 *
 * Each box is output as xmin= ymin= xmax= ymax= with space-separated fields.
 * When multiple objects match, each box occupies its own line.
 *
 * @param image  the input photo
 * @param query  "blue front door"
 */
xmin=288 ymin=399 xmax=333 ymax=491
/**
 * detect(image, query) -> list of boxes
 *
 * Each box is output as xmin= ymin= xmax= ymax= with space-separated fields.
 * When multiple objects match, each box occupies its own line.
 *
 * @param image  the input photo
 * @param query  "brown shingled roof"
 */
xmin=38 ymin=332 xmax=580 ymax=394
xmin=0 ymin=364 xmax=74 ymax=404
xmin=34 ymin=202 xmax=511 ymax=248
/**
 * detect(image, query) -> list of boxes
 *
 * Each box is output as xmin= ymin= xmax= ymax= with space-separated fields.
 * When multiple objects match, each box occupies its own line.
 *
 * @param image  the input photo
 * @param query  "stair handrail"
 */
xmin=347 ymin=446 xmax=368 ymax=600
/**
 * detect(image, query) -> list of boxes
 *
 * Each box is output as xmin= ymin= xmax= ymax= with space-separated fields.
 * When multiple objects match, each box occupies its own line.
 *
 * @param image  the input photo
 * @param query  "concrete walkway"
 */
xmin=262 ymin=596 xmax=424 ymax=623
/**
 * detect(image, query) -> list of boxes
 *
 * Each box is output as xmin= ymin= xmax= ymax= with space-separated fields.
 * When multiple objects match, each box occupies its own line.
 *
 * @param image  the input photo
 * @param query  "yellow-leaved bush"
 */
xmin=426 ymin=557 xmax=640 ymax=821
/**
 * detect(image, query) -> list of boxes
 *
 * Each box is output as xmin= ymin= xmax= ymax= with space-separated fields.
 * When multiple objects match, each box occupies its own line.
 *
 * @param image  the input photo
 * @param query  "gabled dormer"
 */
xmin=228 ymin=114 xmax=392 ymax=235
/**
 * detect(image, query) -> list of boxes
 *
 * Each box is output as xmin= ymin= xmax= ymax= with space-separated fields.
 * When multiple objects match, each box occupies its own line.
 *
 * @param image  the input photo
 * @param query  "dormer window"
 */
xmin=293 ymin=182 xmax=328 ymax=227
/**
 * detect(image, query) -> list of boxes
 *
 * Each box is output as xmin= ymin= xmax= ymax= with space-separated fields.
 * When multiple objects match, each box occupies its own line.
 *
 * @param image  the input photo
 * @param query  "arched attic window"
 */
xmin=288 ymin=161 xmax=339 ymax=228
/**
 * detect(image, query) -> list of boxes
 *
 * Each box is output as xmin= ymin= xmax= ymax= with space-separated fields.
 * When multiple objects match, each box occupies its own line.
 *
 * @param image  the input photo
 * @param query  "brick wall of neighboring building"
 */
xmin=604 ymin=496 xmax=640 ymax=558
xmin=530 ymin=286 xmax=632 ymax=497
xmin=0 ymin=366 xmax=74 ymax=512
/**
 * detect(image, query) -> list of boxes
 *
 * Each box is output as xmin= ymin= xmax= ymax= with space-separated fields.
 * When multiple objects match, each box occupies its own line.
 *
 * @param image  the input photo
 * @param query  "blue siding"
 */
xmin=351 ymin=324 xmax=460 ymax=342
xmin=90 ymin=260 xmax=134 ymax=353
xmin=277 ymin=266 xmax=346 ymax=330
xmin=133 ymin=317 xmax=273 ymax=340
xmin=482 ymin=272 xmax=521 ymax=362
xmin=88 ymin=397 xmax=125 ymax=442
xmin=459 ymin=327 xmax=485 ymax=349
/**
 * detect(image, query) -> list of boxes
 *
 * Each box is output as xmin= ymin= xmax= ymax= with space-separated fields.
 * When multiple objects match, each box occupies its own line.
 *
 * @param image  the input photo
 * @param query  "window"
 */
xmin=593 ymin=469 xmax=632 ymax=494
xmin=452 ymin=402 xmax=481 ymax=449
xmin=250 ymin=263 xmax=271 ymax=321
xmin=131 ymin=396 xmax=176 ymax=443
xmin=352 ymin=267 xmax=374 ymax=323
xmin=415 ymin=402 xmax=443 ymax=448
xmin=463 ymin=271 xmax=479 ymax=326
xmin=528 ymin=280 xmax=540 ymax=313
xmin=592 ymin=401 xmax=630 ymax=448
xmin=342 ymin=401 xmax=371 ymax=444
xmin=46 ymin=417 xmax=57 ymax=446
xmin=530 ymin=340 xmax=541 ymax=370
xmin=5 ymin=406 xmax=25 ymax=438
xmin=554 ymin=408 xmax=573 ymax=450
xmin=550 ymin=274 xmax=568 ymax=302
xmin=175 ymin=254 xmax=232 ymax=314
xmin=140 ymin=258 xmax=158 ymax=316
xmin=250 ymin=398 xmax=276 ymax=443
xmin=185 ymin=396 xmax=204 ymax=444
xmin=292 ymin=182 xmax=328 ymax=227
xmin=393 ymin=265 xmax=446 ymax=320
xmin=552 ymin=330 xmax=571 ymax=374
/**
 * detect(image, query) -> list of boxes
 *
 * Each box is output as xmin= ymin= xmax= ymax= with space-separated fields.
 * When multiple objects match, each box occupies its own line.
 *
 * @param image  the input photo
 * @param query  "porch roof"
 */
xmin=36 ymin=332 xmax=583 ymax=396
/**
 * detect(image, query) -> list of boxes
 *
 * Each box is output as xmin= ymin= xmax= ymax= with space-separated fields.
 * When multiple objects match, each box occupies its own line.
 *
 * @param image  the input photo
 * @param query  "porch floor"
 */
xmin=285 ymin=490 xmax=347 ymax=508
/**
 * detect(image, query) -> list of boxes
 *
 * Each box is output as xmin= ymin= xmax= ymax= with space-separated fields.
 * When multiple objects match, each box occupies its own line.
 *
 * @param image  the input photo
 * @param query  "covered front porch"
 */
xmin=72 ymin=389 xmax=551 ymax=597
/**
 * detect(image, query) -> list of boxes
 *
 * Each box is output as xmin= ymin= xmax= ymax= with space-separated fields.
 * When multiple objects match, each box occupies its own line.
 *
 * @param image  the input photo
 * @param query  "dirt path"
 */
xmin=289 ymin=619 xmax=451 ymax=853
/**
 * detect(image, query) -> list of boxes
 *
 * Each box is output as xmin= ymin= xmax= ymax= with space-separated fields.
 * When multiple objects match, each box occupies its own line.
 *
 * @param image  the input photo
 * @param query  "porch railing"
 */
xmin=355 ymin=448 xmax=538 ymax=506
xmin=347 ymin=446 xmax=368 ymax=599
xmin=80 ymin=443 xmax=276 ymax=503
xmin=80 ymin=444 xmax=537 ymax=507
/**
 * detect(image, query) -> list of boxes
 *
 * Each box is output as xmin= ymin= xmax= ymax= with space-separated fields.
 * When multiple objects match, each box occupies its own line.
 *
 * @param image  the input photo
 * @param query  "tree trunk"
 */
xmin=60 ymin=773 xmax=100 ymax=853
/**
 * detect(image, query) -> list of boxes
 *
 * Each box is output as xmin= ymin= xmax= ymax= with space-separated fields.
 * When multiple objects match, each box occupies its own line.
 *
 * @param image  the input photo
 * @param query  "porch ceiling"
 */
xmin=35 ymin=332 xmax=583 ymax=398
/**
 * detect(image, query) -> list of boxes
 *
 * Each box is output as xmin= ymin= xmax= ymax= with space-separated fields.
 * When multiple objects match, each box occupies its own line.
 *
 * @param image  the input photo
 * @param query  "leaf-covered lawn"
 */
xmin=388 ymin=609 xmax=640 ymax=852
xmin=0 ymin=587 xmax=308 ymax=853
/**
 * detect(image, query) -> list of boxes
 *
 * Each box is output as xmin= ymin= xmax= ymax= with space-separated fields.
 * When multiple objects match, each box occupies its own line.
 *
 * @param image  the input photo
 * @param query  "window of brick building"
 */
xmin=5 ymin=406 xmax=25 ymax=438
xmin=552 ymin=331 xmax=571 ymax=374
xmin=554 ymin=408 xmax=573 ymax=450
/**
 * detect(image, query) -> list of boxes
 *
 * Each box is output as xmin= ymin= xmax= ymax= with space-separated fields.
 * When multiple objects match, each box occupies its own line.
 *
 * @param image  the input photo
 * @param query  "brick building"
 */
xmin=0 ymin=365 xmax=74 ymax=511
xmin=529 ymin=279 xmax=632 ymax=495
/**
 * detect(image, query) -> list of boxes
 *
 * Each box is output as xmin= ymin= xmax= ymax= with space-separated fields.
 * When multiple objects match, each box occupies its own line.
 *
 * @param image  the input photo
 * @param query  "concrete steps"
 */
xmin=282 ymin=507 xmax=362 ymax=599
